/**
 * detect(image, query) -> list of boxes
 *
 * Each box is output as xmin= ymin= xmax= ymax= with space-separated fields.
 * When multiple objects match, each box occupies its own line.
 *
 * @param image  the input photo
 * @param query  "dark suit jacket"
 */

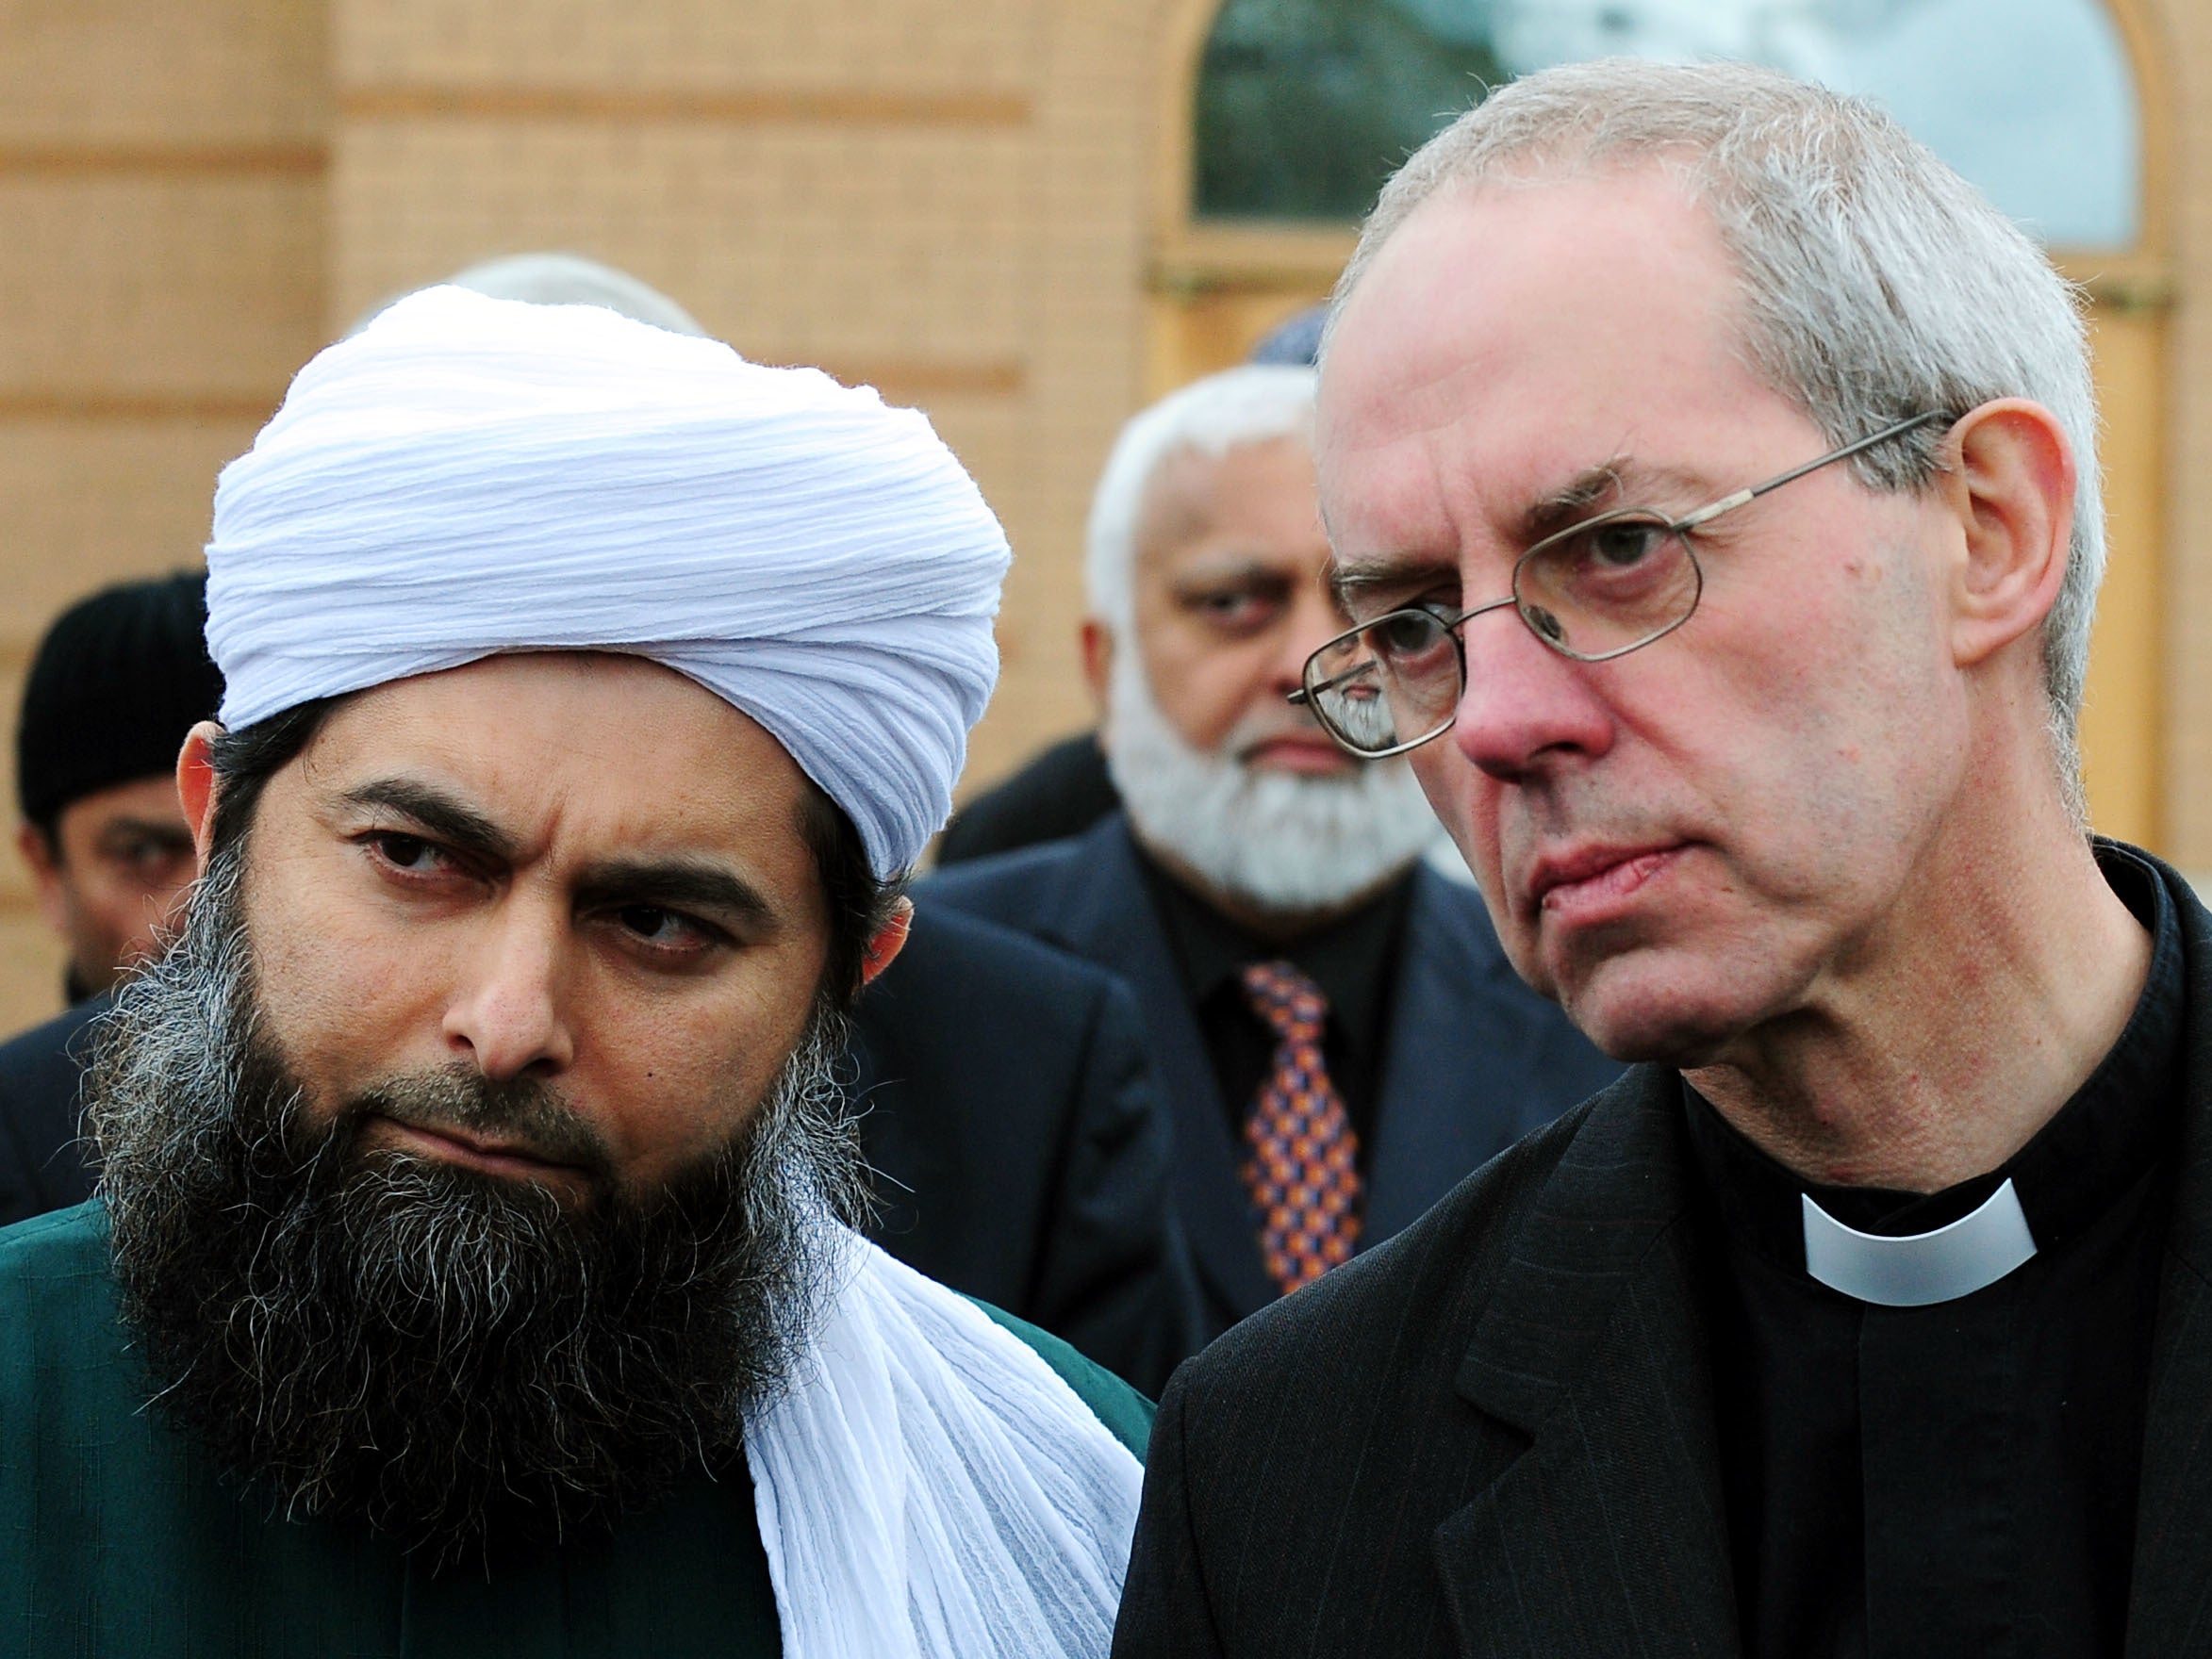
xmin=1112 ymin=849 xmax=2212 ymax=1657
xmin=848 ymin=906 xmax=1200 ymax=1391
xmin=0 ymin=994 xmax=102 ymax=1226
xmin=922 ymin=812 xmax=1622 ymax=1339
xmin=0 ymin=911 xmax=1200 ymax=1395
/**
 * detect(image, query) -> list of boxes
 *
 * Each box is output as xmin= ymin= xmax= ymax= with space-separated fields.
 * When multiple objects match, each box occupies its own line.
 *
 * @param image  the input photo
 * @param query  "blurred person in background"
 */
xmin=14 ymin=569 xmax=220 ymax=1004
xmin=1245 ymin=304 xmax=1328 ymax=369
xmin=0 ymin=287 xmax=1146 ymax=1655
xmin=0 ymin=571 xmax=221 ymax=1225
xmin=353 ymin=248 xmax=710 ymax=337
xmin=933 ymin=304 xmax=1329 ymax=867
xmin=926 ymin=365 xmax=1619 ymax=1343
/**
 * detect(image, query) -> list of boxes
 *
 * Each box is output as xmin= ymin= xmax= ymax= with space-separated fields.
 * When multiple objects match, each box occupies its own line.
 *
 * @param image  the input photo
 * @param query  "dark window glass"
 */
xmin=1194 ymin=0 xmax=1506 ymax=222
xmin=1193 ymin=0 xmax=2138 ymax=250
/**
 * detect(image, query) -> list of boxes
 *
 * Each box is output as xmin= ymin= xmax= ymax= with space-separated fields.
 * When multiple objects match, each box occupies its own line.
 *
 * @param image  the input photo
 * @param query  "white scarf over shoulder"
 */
xmin=749 ymin=1229 xmax=1144 ymax=1659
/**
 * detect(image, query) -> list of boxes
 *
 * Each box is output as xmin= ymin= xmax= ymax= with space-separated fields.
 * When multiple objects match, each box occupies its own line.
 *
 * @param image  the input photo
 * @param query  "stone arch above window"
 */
xmin=1193 ymin=0 xmax=2141 ymax=249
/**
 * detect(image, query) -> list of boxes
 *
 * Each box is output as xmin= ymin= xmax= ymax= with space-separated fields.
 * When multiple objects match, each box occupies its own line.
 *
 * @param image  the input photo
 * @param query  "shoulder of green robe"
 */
xmin=965 ymin=1296 xmax=1156 ymax=1459
xmin=0 ymin=1199 xmax=138 ymax=1418
xmin=0 ymin=1197 xmax=114 ymax=1308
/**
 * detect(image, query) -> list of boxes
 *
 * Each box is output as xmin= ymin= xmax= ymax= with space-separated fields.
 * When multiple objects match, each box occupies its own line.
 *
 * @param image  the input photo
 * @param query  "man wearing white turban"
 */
xmin=0 ymin=287 xmax=1146 ymax=1658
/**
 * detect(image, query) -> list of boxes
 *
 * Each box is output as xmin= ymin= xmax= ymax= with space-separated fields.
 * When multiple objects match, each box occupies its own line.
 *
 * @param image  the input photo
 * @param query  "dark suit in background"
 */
xmin=0 ymin=994 xmax=101 ymax=1227
xmin=923 ymin=812 xmax=1622 ymax=1339
xmin=1111 ymin=857 xmax=2212 ymax=1657
xmin=847 ymin=906 xmax=1199 ymax=1391
xmin=0 ymin=909 xmax=1200 ymax=1395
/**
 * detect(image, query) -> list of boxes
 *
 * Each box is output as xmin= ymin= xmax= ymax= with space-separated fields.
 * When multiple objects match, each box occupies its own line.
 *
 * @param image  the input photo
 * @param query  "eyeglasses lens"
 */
xmin=1306 ymin=612 xmax=1458 ymax=757
xmin=1306 ymin=517 xmax=1704 ymax=757
xmin=1514 ymin=515 xmax=1699 ymax=660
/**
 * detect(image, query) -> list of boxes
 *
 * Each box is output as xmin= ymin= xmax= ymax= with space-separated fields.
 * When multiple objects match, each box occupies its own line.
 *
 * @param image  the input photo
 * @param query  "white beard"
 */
xmin=1104 ymin=651 xmax=1444 ymax=916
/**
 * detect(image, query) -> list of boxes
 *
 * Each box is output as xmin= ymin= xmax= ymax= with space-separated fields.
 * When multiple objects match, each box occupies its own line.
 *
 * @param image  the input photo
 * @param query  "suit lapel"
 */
xmin=1433 ymin=1069 xmax=1741 ymax=1656
xmin=1365 ymin=871 xmax=1527 ymax=1238
xmin=1030 ymin=815 xmax=1279 ymax=1321
xmin=2125 ymin=855 xmax=2212 ymax=1652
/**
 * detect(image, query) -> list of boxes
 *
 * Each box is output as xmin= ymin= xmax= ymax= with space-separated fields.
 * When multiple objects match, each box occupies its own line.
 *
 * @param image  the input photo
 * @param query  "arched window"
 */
xmin=1194 ymin=0 xmax=2138 ymax=249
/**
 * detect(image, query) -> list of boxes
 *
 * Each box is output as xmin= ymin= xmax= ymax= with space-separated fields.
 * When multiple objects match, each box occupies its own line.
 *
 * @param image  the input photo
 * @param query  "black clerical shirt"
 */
xmin=1131 ymin=846 xmax=1410 ymax=1156
xmin=1686 ymin=843 xmax=2183 ymax=1658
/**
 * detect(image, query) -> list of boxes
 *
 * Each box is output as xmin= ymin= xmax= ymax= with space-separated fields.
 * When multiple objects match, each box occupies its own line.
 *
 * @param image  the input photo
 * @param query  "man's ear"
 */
xmin=1940 ymin=399 xmax=2075 ymax=671
xmin=15 ymin=820 xmax=68 ymax=934
xmin=15 ymin=819 xmax=57 ymax=881
xmin=1080 ymin=618 xmax=1114 ymax=715
xmin=858 ymin=896 xmax=913 ymax=989
xmin=175 ymin=721 xmax=227 ymax=876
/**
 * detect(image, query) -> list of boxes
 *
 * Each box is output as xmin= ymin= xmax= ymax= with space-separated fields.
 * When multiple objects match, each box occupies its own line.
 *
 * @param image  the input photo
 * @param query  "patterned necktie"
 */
xmin=1239 ymin=960 xmax=1363 ymax=1296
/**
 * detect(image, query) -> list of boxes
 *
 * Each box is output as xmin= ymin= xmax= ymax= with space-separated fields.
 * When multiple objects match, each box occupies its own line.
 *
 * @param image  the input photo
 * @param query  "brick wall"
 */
xmin=0 ymin=0 xmax=328 ymax=1027
xmin=0 ymin=0 xmax=2204 ymax=1041
xmin=326 ymin=0 xmax=1170 ymax=796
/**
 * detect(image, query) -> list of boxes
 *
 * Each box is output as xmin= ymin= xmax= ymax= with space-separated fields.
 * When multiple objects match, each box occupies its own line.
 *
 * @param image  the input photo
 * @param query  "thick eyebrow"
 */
xmin=1523 ymin=456 xmax=1723 ymax=541
xmin=340 ymin=777 xmax=779 ymax=931
xmin=1328 ymin=453 xmax=1727 ymax=613
xmin=571 ymin=857 xmax=778 ymax=932
xmin=1168 ymin=554 xmax=1294 ymax=592
xmin=1327 ymin=460 xmax=1642 ymax=610
xmin=96 ymin=816 xmax=194 ymax=844
xmin=1328 ymin=553 xmax=1460 ymax=612
xmin=1523 ymin=462 xmax=1628 ymax=541
xmin=338 ymin=778 xmax=517 ymax=862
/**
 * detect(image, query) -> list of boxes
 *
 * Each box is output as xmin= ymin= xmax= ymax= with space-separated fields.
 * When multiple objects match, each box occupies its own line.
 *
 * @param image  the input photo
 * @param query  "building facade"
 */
xmin=0 ymin=0 xmax=2200 ymax=1027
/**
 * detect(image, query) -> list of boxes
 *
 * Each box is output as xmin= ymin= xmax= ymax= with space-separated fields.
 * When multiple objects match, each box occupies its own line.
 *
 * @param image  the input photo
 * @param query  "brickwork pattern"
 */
xmin=331 ymin=123 xmax=1034 ymax=362
xmin=0 ymin=0 xmax=325 ymax=148
xmin=2157 ymin=0 xmax=2212 ymax=866
xmin=0 ymin=177 xmax=322 ymax=399
xmin=0 ymin=0 xmax=330 ymax=1029
xmin=338 ymin=0 xmax=1043 ymax=93
xmin=330 ymin=0 xmax=1168 ymax=795
xmin=3 ymin=0 xmax=2204 ymax=1048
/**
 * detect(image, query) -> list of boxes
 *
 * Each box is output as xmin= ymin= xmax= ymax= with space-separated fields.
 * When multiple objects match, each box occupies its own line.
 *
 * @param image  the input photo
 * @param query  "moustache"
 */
xmin=343 ymin=1065 xmax=617 ymax=1188
xmin=1223 ymin=705 xmax=1351 ymax=763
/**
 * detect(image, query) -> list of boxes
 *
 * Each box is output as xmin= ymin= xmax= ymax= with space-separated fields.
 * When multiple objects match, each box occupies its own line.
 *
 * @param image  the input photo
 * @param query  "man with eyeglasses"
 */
xmin=1114 ymin=58 xmax=2207 ymax=1659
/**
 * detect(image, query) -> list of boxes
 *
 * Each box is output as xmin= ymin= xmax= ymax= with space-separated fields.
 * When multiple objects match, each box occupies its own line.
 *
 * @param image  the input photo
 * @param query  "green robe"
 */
xmin=0 ymin=1202 xmax=1153 ymax=1657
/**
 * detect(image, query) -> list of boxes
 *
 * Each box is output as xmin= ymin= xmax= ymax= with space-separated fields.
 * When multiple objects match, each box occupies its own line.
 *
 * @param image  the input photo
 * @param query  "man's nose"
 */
xmin=1449 ymin=611 xmax=1615 ymax=780
xmin=442 ymin=905 xmax=577 ymax=1082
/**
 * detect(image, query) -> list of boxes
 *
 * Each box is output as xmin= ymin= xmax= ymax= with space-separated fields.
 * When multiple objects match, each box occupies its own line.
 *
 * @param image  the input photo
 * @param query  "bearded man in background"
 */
xmin=0 ymin=287 xmax=1145 ymax=1658
xmin=927 ymin=364 xmax=1618 ymax=1343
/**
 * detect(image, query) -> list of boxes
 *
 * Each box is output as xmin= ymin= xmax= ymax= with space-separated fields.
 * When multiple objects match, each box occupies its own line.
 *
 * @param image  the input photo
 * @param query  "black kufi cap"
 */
xmin=17 ymin=570 xmax=223 ymax=829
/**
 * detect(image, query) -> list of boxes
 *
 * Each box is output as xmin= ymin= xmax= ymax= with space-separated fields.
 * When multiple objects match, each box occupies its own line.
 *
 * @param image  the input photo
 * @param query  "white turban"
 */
xmin=205 ymin=286 xmax=1011 ymax=878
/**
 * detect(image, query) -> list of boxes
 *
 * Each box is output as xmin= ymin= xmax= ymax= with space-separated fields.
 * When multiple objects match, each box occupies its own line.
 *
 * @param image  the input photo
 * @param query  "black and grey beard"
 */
xmin=85 ymin=844 xmax=866 ymax=1569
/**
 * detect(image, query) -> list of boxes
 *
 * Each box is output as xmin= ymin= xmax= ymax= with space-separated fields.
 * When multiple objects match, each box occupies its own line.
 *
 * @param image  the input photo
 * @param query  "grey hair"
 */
xmin=347 ymin=252 xmax=709 ymax=339
xmin=1085 ymin=364 xmax=1318 ymax=632
xmin=1330 ymin=58 xmax=2104 ymax=822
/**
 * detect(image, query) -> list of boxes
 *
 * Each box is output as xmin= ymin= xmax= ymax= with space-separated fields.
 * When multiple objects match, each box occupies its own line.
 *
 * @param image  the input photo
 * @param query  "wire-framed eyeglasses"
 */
xmin=1290 ymin=411 xmax=1955 ymax=760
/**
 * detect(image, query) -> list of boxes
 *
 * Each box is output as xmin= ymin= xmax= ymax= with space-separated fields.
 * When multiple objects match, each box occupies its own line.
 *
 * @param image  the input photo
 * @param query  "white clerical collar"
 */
xmin=1800 ymin=1178 xmax=2038 ymax=1306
